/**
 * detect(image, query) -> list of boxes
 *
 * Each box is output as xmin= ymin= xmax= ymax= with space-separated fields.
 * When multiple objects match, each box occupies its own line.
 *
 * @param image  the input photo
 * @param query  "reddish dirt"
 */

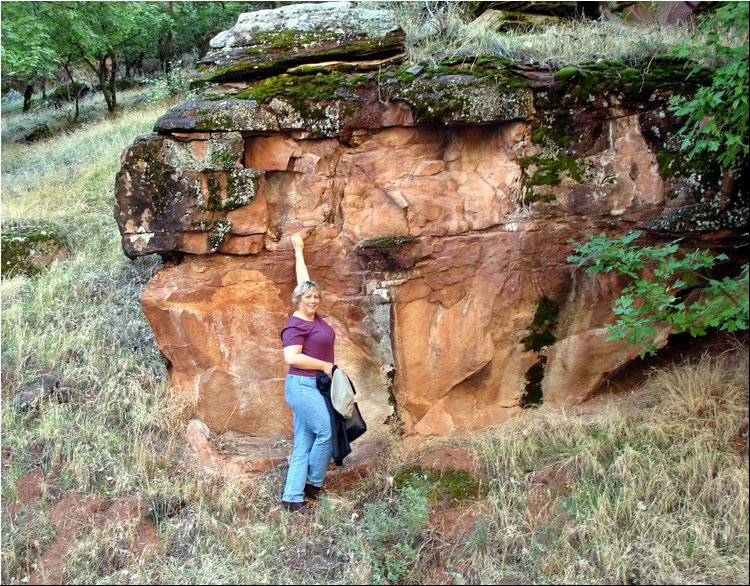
xmin=4 ymin=469 xmax=47 ymax=519
xmin=526 ymin=465 xmax=572 ymax=529
xmin=414 ymin=447 xmax=481 ymax=477
xmin=25 ymin=493 xmax=161 ymax=585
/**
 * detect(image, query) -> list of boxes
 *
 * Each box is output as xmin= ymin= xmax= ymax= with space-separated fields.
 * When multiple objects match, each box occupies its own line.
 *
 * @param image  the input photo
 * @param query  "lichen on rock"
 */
xmin=197 ymin=1 xmax=405 ymax=83
xmin=1 ymin=219 xmax=71 ymax=277
xmin=115 ymin=134 xmax=265 ymax=258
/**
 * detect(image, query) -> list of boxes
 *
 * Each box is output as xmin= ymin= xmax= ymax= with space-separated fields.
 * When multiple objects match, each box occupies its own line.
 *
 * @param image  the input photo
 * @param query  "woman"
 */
xmin=279 ymin=232 xmax=335 ymax=512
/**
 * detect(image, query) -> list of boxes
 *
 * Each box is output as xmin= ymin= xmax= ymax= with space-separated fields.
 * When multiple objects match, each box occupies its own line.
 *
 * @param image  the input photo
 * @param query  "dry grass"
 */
xmin=466 ymin=348 xmax=749 ymax=584
xmin=379 ymin=1 xmax=693 ymax=67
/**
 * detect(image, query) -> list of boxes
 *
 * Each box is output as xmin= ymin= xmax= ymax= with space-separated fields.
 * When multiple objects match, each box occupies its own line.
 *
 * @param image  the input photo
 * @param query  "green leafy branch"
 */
xmin=668 ymin=2 xmax=749 ymax=170
xmin=568 ymin=231 xmax=749 ymax=356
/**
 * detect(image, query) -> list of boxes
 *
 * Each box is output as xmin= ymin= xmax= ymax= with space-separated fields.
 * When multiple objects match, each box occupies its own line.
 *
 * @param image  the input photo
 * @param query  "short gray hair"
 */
xmin=292 ymin=280 xmax=321 ymax=310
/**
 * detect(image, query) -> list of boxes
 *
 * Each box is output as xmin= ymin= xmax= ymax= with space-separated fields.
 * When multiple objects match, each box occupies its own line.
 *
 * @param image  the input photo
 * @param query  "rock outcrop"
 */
xmin=115 ymin=2 xmax=746 ymax=439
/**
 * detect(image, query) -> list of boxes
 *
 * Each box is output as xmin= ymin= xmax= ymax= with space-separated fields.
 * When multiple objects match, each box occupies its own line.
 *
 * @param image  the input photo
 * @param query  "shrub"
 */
xmin=363 ymin=485 xmax=431 ymax=584
xmin=669 ymin=2 xmax=749 ymax=170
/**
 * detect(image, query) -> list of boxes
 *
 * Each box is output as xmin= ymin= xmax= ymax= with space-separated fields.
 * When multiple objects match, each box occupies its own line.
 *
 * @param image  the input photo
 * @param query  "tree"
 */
xmin=2 ymin=1 xmax=276 ymax=111
xmin=0 ymin=2 xmax=60 ymax=111
xmin=151 ymin=1 xmax=275 ymax=92
xmin=25 ymin=2 xmax=163 ymax=112
xmin=170 ymin=2 xmax=277 ymax=59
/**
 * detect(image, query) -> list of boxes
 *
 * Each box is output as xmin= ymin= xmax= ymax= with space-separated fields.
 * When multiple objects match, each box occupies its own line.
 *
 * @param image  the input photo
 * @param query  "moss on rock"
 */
xmin=655 ymin=148 xmax=722 ymax=186
xmin=521 ymin=297 xmax=559 ymax=353
xmin=529 ymin=110 xmax=575 ymax=149
xmin=519 ymin=153 xmax=583 ymax=204
xmin=236 ymin=71 xmax=371 ymax=108
xmin=198 ymin=20 xmax=404 ymax=84
xmin=208 ymin=218 xmax=232 ymax=252
xmin=128 ymin=139 xmax=175 ymax=214
xmin=553 ymin=66 xmax=580 ymax=82
xmin=371 ymin=236 xmax=417 ymax=249
xmin=520 ymin=297 xmax=559 ymax=408
xmin=384 ymin=63 xmax=532 ymax=125
xmin=553 ymin=55 xmax=712 ymax=105
xmin=199 ymin=169 xmax=262 ymax=213
xmin=394 ymin=465 xmax=489 ymax=503
xmin=1 ymin=219 xmax=71 ymax=277
xmin=650 ymin=199 xmax=749 ymax=232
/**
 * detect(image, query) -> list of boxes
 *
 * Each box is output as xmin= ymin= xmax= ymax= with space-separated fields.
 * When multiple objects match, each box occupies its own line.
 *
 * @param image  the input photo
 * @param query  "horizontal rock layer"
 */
xmin=199 ymin=1 xmax=405 ymax=82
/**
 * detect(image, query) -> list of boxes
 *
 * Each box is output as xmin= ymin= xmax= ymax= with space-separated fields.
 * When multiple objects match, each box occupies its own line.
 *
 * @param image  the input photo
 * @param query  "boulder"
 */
xmin=198 ymin=1 xmax=405 ymax=82
xmin=11 ymin=374 xmax=63 ymax=412
xmin=1 ymin=220 xmax=70 ymax=277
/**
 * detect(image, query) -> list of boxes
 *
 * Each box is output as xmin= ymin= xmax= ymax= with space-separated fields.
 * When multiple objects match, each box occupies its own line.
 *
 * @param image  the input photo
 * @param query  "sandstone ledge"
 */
xmin=197 ymin=1 xmax=406 ymax=83
xmin=158 ymin=66 xmax=535 ymax=136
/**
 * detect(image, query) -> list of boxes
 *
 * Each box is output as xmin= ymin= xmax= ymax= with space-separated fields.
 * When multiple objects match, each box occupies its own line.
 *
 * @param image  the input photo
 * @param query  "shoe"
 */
xmin=281 ymin=500 xmax=311 ymax=513
xmin=304 ymin=483 xmax=322 ymax=500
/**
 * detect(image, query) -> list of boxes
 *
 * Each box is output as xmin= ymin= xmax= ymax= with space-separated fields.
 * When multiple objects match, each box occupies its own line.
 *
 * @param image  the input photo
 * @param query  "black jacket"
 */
xmin=316 ymin=369 xmax=351 ymax=466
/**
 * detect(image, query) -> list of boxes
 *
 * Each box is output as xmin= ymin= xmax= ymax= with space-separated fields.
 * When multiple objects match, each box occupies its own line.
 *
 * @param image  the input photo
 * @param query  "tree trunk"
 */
xmin=97 ymin=55 xmax=113 ymax=111
xmin=164 ymin=1 xmax=174 ymax=86
xmin=197 ymin=36 xmax=211 ymax=59
xmin=124 ymin=53 xmax=145 ymax=79
xmin=164 ymin=29 xmax=173 ymax=83
xmin=94 ymin=53 xmax=117 ymax=112
xmin=23 ymin=84 xmax=33 ymax=112
xmin=83 ymin=53 xmax=117 ymax=112
xmin=108 ymin=51 xmax=117 ymax=110
xmin=62 ymin=62 xmax=81 ymax=122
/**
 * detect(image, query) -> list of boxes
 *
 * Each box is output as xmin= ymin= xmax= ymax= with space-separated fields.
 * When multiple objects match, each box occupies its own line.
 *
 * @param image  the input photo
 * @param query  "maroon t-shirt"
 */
xmin=281 ymin=314 xmax=336 ymax=377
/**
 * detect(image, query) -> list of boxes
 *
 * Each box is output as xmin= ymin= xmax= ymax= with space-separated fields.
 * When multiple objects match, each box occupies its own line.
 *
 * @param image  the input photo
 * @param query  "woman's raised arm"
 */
xmin=291 ymin=232 xmax=311 ymax=285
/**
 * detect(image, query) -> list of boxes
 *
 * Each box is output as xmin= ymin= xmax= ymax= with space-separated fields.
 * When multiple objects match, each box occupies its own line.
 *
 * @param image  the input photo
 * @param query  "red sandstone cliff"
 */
xmin=114 ymin=2 xmax=746 ymax=439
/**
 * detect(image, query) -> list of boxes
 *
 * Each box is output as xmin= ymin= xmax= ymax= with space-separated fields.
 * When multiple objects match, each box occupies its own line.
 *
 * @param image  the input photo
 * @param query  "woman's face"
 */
xmin=298 ymin=289 xmax=320 ymax=318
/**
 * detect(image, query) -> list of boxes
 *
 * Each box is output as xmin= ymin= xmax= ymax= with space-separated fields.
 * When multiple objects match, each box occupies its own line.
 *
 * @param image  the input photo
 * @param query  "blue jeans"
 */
xmin=282 ymin=374 xmax=333 ymax=503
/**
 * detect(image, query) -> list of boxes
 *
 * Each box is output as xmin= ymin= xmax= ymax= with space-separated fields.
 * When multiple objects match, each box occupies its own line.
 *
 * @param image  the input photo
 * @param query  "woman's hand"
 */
xmin=292 ymin=232 xmax=311 ymax=283
xmin=291 ymin=232 xmax=304 ymax=254
xmin=284 ymin=347 xmax=334 ymax=377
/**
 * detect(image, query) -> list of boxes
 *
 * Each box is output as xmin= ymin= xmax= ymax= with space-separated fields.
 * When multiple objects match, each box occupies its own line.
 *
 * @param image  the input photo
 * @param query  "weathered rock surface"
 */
xmin=141 ymin=250 xmax=393 ymax=436
xmin=115 ymin=2 xmax=747 ymax=440
xmin=1 ymin=220 xmax=70 ymax=277
xmin=10 ymin=373 xmax=63 ymax=412
xmin=199 ymin=1 xmax=406 ymax=82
